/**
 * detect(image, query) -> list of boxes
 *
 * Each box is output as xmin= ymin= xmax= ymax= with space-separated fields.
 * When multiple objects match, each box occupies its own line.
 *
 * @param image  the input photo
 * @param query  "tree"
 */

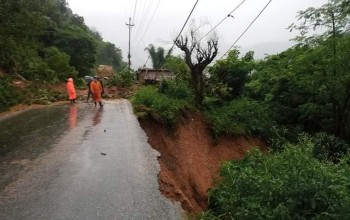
xmin=163 ymin=55 xmax=190 ymax=82
xmin=0 ymin=0 xmax=51 ymax=74
xmin=208 ymin=49 xmax=255 ymax=100
xmin=174 ymin=30 xmax=218 ymax=107
xmin=96 ymin=42 xmax=124 ymax=72
xmin=54 ymin=25 xmax=97 ymax=76
xmin=288 ymin=0 xmax=350 ymax=138
xmin=144 ymin=44 xmax=172 ymax=69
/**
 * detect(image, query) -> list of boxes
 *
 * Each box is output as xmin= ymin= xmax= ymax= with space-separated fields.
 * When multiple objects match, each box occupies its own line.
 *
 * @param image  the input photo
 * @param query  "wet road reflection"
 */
xmin=92 ymin=107 xmax=103 ymax=126
xmin=0 ymin=104 xmax=76 ymax=158
xmin=68 ymin=105 xmax=78 ymax=129
xmin=0 ymin=100 xmax=184 ymax=220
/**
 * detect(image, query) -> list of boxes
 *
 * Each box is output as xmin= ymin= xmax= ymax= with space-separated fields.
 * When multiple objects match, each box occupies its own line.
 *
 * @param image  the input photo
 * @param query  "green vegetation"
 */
xmin=204 ymin=98 xmax=273 ymax=138
xmin=201 ymin=138 xmax=350 ymax=220
xmin=131 ymin=81 xmax=193 ymax=127
xmin=23 ymin=84 xmax=66 ymax=105
xmin=130 ymin=1 xmax=350 ymax=218
xmin=163 ymin=55 xmax=190 ymax=83
xmin=2 ymin=0 xmax=350 ymax=218
xmin=0 ymin=0 xmax=124 ymax=110
xmin=0 ymin=77 xmax=24 ymax=111
xmin=108 ymin=68 xmax=135 ymax=88
xmin=197 ymin=1 xmax=350 ymax=218
xmin=144 ymin=44 xmax=172 ymax=69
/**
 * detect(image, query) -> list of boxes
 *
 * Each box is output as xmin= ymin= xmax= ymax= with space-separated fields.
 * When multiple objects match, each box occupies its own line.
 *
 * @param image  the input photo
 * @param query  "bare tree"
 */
xmin=174 ymin=30 xmax=218 ymax=107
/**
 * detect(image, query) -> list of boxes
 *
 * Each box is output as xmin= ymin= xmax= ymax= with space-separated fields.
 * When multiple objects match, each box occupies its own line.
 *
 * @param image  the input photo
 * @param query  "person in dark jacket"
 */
xmin=84 ymin=76 xmax=93 ymax=102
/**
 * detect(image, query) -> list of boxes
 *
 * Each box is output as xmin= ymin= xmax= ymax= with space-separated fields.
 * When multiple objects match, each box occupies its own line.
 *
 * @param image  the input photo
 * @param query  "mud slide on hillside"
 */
xmin=139 ymin=114 xmax=265 ymax=213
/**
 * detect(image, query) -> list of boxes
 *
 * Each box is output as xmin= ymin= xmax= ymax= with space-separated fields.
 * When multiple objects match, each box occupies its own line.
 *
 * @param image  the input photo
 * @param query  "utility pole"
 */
xmin=126 ymin=17 xmax=134 ymax=72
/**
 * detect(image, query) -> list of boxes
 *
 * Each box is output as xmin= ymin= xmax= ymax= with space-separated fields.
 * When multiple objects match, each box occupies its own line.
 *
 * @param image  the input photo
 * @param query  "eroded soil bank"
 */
xmin=139 ymin=113 xmax=265 ymax=214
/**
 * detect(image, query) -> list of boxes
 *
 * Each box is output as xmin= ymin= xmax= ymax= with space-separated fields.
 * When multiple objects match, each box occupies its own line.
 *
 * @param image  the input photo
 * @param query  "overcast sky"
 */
xmin=66 ymin=0 xmax=327 ymax=68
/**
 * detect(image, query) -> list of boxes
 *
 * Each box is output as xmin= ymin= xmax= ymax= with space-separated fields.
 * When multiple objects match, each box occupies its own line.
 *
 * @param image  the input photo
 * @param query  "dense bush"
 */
xmin=204 ymin=98 xmax=273 ymax=138
xmin=109 ymin=69 xmax=134 ymax=88
xmin=202 ymin=137 xmax=350 ymax=220
xmin=131 ymin=85 xmax=192 ymax=127
xmin=0 ymin=77 xmax=24 ymax=111
xmin=312 ymin=132 xmax=350 ymax=163
xmin=43 ymin=47 xmax=78 ymax=81
xmin=158 ymin=80 xmax=192 ymax=100
xmin=23 ymin=83 xmax=66 ymax=105
xmin=268 ymin=129 xmax=350 ymax=162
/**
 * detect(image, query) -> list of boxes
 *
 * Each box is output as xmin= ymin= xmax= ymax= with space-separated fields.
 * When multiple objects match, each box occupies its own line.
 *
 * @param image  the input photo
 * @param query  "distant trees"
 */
xmin=0 ymin=0 xmax=124 ymax=81
xmin=96 ymin=42 xmax=125 ymax=72
xmin=144 ymin=44 xmax=172 ymax=69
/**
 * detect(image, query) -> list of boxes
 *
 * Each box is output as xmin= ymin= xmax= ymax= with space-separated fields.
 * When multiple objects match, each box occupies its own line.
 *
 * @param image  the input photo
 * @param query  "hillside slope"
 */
xmin=139 ymin=113 xmax=265 ymax=213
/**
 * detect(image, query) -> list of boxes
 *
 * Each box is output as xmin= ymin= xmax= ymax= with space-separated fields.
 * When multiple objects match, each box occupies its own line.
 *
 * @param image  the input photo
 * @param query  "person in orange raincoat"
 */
xmin=90 ymin=76 xmax=103 ymax=107
xmin=66 ymin=78 xmax=76 ymax=104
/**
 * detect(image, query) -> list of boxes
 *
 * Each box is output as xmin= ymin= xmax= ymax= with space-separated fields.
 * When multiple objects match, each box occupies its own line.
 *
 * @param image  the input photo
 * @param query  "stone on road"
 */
xmin=0 ymin=100 xmax=184 ymax=220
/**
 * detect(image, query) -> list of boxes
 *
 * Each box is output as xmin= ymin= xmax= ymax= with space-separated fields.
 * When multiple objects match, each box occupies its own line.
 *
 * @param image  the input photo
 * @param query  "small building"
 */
xmin=137 ymin=68 xmax=174 ymax=84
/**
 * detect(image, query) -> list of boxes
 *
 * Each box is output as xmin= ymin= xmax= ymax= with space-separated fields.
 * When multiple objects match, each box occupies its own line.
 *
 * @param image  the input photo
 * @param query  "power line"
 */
xmin=134 ymin=0 xmax=162 ymax=49
xmin=132 ymin=0 xmax=154 ymax=42
xmin=199 ymin=0 xmax=247 ymax=42
xmin=143 ymin=56 xmax=150 ymax=67
xmin=131 ymin=0 xmax=149 ymax=41
xmin=220 ymin=0 xmax=273 ymax=59
xmin=132 ymin=0 xmax=138 ymax=24
xmin=170 ymin=0 xmax=200 ymax=52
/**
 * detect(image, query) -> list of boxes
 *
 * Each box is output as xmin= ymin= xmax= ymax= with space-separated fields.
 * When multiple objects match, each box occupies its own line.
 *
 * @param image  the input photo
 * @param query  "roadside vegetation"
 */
xmin=1 ymin=0 xmax=350 ymax=218
xmin=132 ymin=80 xmax=193 ymax=127
xmin=131 ymin=0 xmax=350 ymax=218
xmin=0 ymin=0 xmax=128 ymax=111
xmin=200 ymin=137 xmax=350 ymax=220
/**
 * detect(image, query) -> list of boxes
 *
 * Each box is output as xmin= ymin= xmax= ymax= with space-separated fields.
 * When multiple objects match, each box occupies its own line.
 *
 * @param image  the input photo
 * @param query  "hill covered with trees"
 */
xmin=0 ymin=0 xmax=126 ymax=111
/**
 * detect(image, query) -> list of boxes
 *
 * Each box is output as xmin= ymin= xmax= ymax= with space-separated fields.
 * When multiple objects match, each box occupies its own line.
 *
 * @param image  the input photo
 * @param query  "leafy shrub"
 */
xmin=202 ymin=137 xmax=350 ymax=220
xmin=109 ymin=69 xmax=134 ymax=88
xmin=204 ymin=98 xmax=273 ymax=138
xmin=43 ymin=47 xmax=77 ymax=81
xmin=267 ymin=125 xmax=305 ymax=152
xmin=23 ymin=84 xmax=65 ymax=105
xmin=131 ymin=85 xmax=191 ymax=127
xmin=312 ymin=132 xmax=350 ymax=163
xmin=0 ymin=77 xmax=24 ymax=111
xmin=163 ymin=55 xmax=190 ymax=82
xmin=21 ymin=55 xmax=56 ymax=82
xmin=158 ymin=80 xmax=192 ymax=100
xmin=19 ymin=47 xmax=77 ymax=83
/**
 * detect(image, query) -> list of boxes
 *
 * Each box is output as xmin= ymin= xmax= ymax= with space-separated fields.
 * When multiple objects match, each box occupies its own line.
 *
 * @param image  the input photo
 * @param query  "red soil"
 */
xmin=139 ymin=114 xmax=265 ymax=213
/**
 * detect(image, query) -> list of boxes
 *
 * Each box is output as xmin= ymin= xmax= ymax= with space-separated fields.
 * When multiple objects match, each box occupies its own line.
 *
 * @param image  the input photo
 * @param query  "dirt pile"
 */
xmin=139 ymin=113 xmax=265 ymax=213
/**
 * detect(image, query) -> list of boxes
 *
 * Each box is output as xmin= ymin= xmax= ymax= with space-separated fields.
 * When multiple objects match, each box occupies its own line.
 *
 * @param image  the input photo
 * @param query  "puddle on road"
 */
xmin=0 ymin=104 xmax=88 ymax=189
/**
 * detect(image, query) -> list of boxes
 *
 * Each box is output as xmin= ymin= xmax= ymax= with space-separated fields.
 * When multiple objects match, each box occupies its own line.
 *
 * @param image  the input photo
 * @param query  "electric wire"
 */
xmin=132 ymin=0 xmax=149 ymax=41
xmin=133 ymin=0 xmax=154 ymax=42
xmin=132 ymin=0 xmax=138 ymax=24
xmin=198 ymin=0 xmax=247 ymax=42
xmin=220 ymin=0 xmax=273 ymax=59
xmin=134 ymin=0 xmax=162 ymax=49
xmin=169 ymin=0 xmax=200 ymax=52
xmin=143 ymin=56 xmax=150 ymax=67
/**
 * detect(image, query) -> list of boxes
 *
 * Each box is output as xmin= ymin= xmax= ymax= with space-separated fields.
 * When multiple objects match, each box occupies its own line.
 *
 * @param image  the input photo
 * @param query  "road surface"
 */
xmin=0 ymin=100 xmax=184 ymax=220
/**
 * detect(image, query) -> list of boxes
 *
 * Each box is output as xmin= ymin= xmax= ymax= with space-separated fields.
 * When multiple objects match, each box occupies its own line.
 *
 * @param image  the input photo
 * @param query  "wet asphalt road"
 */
xmin=0 ymin=100 xmax=184 ymax=220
